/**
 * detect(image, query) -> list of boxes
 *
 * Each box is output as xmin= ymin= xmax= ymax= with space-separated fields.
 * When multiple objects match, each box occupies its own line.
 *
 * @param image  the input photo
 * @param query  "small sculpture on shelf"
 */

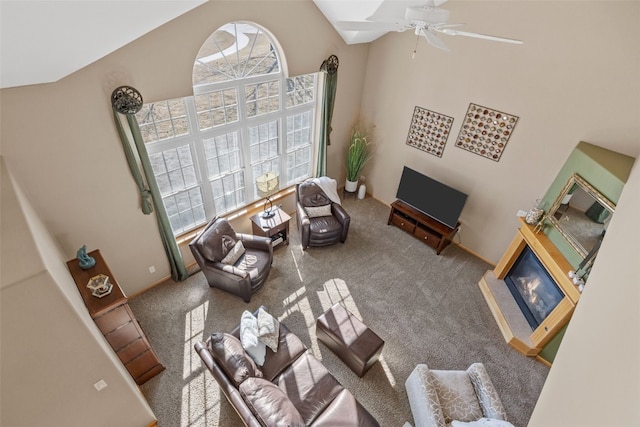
xmin=77 ymin=245 xmax=96 ymax=270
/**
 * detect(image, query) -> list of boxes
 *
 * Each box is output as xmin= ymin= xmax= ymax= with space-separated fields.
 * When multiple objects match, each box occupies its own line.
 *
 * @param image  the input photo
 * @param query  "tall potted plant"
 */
xmin=345 ymin=129 xmax=373 ymax=192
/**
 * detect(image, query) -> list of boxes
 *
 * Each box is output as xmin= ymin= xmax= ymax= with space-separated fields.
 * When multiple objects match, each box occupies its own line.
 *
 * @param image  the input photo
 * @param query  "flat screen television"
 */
xmin=396 ymin=166 xmax=468 ymax=229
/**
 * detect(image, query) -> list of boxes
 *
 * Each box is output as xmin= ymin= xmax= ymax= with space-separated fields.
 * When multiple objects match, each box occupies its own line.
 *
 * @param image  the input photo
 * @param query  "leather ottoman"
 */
xmin=316 ymin=303 xmax=384 ymax=377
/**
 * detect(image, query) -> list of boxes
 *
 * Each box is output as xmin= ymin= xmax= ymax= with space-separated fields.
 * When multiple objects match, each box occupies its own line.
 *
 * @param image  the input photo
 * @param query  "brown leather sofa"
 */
xmin=296 ymin=180 xmax=350 ymax=250
xmin=194 ymin=318 xmax=379 ymax=426
xmin=189 ymin=217 xmax=273 ymax=303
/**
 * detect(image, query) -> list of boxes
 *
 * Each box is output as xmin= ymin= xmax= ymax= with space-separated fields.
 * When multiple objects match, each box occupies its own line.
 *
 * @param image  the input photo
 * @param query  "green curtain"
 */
xmin=317 ymin=55 xmax=339 ymax=177
xmin=113 ymin=109 xmax=189 ymax=282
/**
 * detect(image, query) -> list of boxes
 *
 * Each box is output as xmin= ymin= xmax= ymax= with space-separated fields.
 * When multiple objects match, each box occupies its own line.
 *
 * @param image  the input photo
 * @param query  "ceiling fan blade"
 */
xmin=435 ymin=27 xmax=523 ymax=45
xmin=420 ymin=28 xmax=450 ymax=51
xmin=335 ymin=20 xmax=410 ymax=32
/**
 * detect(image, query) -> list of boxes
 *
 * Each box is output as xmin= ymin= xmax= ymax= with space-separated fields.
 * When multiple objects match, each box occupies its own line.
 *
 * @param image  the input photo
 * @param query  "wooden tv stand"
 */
xmin=387 ymin=200 xmax=459 ymax=255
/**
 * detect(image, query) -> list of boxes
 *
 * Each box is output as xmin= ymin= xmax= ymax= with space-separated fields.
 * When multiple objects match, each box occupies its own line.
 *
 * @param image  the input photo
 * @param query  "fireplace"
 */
xmin=505 ymin=246 xmax=565 ymax=330
xmin=479 ymin=218 xmax=581 ymax=357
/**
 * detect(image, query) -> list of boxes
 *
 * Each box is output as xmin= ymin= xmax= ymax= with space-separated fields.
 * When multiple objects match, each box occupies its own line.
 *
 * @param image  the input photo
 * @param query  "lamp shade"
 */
xmin=256 ymin=172 xmax=279 ymax=198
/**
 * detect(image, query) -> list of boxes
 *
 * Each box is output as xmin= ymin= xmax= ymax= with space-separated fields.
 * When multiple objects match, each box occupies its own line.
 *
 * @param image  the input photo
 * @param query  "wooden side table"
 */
xmin=250 ymin=207 xmax=291 ymax=247
xmin=67 ymin=250 xmax=165 ymax=385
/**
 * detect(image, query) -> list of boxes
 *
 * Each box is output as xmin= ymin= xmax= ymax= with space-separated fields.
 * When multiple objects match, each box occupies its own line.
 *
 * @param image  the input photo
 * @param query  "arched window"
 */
xmin=135 ymin=22 xmax=317 ymax=235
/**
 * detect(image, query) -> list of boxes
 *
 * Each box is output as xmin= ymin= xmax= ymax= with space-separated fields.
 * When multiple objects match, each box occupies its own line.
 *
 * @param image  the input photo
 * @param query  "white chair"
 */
xmin=405 ymin=363 xmax=512 ymax=427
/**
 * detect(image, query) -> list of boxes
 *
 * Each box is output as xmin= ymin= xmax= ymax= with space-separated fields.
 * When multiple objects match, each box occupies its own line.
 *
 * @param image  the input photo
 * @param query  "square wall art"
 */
xmin=406 ymin=106 xmax=454 ymax=158
xmin=455 ymin=103 xmax=519 ymax=162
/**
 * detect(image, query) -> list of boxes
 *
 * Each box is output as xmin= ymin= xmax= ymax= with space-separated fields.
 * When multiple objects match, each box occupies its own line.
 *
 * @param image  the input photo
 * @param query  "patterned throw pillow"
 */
xmin=240 ymin=311 xmax=266 ymax=366
xmin=221 ymin=240 xmax=245 ymax=265
xmin=305 ymin=204 xmax=332 ymax=218
xmin=257 ymin=307 xmax=280 ymax=352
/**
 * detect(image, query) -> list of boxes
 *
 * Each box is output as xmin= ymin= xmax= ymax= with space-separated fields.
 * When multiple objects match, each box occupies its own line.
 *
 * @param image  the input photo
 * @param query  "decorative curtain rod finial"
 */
xmin=111 ymin=86 xmax=143 ymax=115
xmin=325 ymin=55 xmax=339 ymax=75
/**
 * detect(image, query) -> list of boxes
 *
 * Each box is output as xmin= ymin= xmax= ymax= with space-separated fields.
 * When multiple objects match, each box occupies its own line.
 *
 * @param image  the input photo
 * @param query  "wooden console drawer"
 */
xmin=126 ymin=350 xmax=161 ymax=380
xmin=94 ymin=304 xmax=131 ymax=334
xmin=391 ymin=213 xmax=416 ymax=233
xmin=414 ymin=226 xmax=440 ymax=250
xmin=104 ymin=321 xmax=140 ymax=351
xmin=117 ymin=337 xmax=149 ymax=364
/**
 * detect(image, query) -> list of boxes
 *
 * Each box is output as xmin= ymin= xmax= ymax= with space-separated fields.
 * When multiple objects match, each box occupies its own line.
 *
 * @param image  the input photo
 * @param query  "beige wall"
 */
xmin=1 ymin=1 xmax=639 ymax=426
xmin=360 ymin=1 xmax=639 ymax=263
xmin=1 ymin=159 xmax=156 ymax=426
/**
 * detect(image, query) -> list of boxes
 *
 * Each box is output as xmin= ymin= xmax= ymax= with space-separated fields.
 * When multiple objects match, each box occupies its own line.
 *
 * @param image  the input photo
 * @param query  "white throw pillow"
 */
xmin=221 ymin=240 xmax=245 ymax=265
xmin=240 ymin=310 xmax=266 ymax=366
xmin=305 ymin=204 xmax=332 ymax=218
xmin=257 ymin=307 xmax=280 ymax=352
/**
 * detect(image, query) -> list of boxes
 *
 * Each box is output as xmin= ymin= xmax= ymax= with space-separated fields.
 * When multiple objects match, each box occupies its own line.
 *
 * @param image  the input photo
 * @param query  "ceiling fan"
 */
xmin=335 ymin=0 xmax=523 ymax=52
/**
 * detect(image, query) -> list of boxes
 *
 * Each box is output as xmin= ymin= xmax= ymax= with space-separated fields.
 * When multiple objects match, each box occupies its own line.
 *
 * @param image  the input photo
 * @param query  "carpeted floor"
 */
xmin=129 ymin=196 xmax=549 ymax=427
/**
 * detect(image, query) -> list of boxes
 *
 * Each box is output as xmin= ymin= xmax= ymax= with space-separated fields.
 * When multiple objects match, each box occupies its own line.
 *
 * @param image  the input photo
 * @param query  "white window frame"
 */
xmin=137 ymin=23 xmax=320 ymax=236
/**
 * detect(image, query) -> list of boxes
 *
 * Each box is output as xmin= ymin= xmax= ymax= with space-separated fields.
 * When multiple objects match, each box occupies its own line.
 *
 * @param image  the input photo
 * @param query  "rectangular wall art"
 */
xmin=455 ymin=103 xmax=519 ymax=162
xmin=406 ymin=106 xmax=454 ymax=158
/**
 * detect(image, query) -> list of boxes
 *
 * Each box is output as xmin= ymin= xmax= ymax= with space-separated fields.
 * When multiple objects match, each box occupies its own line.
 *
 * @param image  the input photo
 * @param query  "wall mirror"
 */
xmin=546 ymin=173 xmax=615 ymax=257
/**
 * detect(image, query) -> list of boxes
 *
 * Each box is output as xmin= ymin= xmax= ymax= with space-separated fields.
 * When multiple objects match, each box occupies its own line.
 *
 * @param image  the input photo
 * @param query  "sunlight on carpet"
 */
xmin=181 ymin=300 xmax=224 ymax=427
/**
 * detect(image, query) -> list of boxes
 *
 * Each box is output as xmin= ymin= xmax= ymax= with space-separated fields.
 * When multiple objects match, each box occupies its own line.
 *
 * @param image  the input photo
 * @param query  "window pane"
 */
xmin=286 ymin=112 xmax=312 ymax=184
xmin=149 ymin=145 xmax=198 ymax=197
xmin=135 ymin=98 xmax=190 ymax=143
xmin=248 ymin=120 xmax=278 ymax=165
xmin=210 ymin=170 xmax=245 ymax=214
xmin=161 ymin=187 xmax=206 ymax=234
xmin=193 ymin=23 xmax=281 ymax=86
xmin=286 ymin=73 xmax=316 ymax=108
xmin=245 ymin=80 xmax=280 ymax=118
xmin=195 ymin=88 xmax=239 ymax=130
xmin=203 ymin=132 xmax=241 ymax=179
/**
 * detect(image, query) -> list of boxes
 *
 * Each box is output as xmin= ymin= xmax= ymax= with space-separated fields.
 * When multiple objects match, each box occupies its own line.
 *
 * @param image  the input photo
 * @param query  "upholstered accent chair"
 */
xmin=189 ymin=217 xmax=273 ymax=302
xmin=295 ymin=179 xmax=350 ymax=250
xmin=405 ymin=363 xmax=510 ymax=427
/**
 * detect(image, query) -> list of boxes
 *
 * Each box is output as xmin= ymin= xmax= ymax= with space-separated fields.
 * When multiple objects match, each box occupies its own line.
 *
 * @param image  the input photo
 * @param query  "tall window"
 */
xmin=136 ymin=23 xmax=318 ymax=236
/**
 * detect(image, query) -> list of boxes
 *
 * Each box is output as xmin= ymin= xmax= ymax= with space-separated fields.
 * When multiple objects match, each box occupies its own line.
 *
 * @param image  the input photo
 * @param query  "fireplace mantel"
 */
xmin=479 ymin=218 xmax=582 ymax=357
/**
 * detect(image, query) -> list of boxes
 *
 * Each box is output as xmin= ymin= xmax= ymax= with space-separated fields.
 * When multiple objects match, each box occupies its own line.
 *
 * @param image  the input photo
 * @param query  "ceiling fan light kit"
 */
xmin=335 ymin=0 xmax=523 ymax=54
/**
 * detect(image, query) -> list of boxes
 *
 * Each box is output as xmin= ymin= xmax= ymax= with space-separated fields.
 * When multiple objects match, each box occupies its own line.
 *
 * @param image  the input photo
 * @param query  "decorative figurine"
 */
xmin=77 ymin=245 xmax=96 ymax=270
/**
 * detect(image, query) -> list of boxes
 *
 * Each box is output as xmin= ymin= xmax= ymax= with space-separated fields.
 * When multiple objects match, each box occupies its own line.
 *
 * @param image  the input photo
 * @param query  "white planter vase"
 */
xmin=345 ymin=179 xmax=358 ymax=193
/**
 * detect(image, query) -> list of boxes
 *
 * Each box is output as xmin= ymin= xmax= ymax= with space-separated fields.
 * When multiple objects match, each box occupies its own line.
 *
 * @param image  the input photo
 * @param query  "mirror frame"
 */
xmin=546 ymin=173 xmax=616 ymax=257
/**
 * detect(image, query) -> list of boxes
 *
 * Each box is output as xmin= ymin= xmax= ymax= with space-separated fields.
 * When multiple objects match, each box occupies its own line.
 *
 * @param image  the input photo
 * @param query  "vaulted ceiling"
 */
xmin=0 ymin=0 xmax=421 ymax=89
xmin=0 ymin=0 xmax=207 ymax=89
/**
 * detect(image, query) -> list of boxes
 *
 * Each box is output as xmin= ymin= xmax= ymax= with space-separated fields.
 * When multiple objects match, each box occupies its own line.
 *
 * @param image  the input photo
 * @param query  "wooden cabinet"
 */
xmin=388 ymin=200 xmax=459 ymax=255
xmin=67 ymin=250 xmax=164 ymax=385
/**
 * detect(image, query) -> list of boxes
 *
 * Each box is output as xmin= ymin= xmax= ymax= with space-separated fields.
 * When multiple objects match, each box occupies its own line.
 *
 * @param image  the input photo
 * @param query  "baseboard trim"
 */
xmin=535 ymin=355 xmax=552 ymax=367
xmin=454 ymin=242 xmax=496 ymax=267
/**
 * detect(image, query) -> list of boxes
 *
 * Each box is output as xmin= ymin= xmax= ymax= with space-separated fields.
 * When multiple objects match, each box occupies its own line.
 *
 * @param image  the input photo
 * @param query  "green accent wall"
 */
xmin=539 ymin=141 xmax=635 ymax=267
xmin=537 ymin=141 xmax=635 ymax=360
xmin=539 ymin=324 xmax=567 ymax=364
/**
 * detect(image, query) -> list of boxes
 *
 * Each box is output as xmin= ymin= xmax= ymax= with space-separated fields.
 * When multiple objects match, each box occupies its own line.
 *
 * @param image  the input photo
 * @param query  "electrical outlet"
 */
xmin=93 ymin=379 xmax=107 ymax=391
xmin=149 ymin=266 xmax=156 ymax=274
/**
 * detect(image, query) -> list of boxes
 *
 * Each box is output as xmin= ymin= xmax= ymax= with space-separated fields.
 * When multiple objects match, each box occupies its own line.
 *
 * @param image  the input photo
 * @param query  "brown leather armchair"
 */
xmin=296 ymin=179 xmax=350 ymax=250
xmin=189 ymin=217 xmax=273 ymax=302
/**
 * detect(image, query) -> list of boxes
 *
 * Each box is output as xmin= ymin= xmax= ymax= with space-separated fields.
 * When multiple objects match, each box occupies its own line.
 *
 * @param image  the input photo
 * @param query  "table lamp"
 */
xmin=256 ymin=172 xmax=279 ymax=218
